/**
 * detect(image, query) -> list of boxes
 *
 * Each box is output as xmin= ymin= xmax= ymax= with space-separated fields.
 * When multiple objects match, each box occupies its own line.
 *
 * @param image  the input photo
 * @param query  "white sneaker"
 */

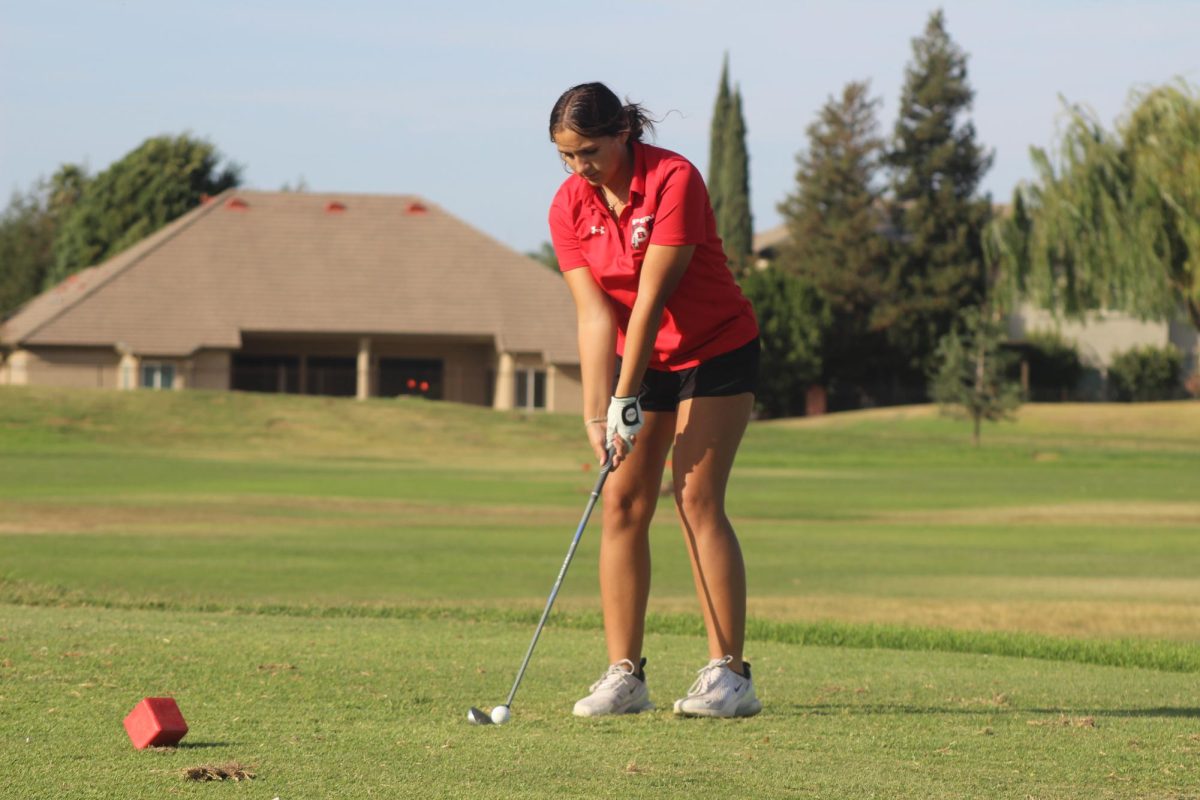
xmin=673 ymin=656 xmax=762 ymax=718
xmin=573 ymin=658 xmax=654 ymax=717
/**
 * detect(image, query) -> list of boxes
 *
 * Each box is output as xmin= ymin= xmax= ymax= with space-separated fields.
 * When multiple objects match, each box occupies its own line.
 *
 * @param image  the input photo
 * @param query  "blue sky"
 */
xmin=2 ymin=1 xmax=1197 ymax=254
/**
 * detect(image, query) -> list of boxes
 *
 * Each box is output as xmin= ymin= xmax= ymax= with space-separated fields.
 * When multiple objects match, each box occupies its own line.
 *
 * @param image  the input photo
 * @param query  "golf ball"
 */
xmin=491 ymin=705 xmax=511 ymax=725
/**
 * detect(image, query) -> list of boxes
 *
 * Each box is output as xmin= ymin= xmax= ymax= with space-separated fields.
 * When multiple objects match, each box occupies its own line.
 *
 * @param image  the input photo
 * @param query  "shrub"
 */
xmin=1107 ymin=344 xmax=1184 ymax=401
xmin=1024 ymin=330 xmax=1084 ymax=401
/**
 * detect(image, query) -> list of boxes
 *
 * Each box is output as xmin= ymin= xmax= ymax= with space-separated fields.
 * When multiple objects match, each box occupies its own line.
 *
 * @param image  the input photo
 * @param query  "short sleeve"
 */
xmin=548 ymin=189 xmax=589 ymax=271
xmin=649 ymin=161 xmax=709 ymax=246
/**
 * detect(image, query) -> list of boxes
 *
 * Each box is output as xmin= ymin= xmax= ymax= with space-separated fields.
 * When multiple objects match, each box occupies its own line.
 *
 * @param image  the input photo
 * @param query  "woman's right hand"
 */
xmin=585 ymin=419 xmax=609 ymax=467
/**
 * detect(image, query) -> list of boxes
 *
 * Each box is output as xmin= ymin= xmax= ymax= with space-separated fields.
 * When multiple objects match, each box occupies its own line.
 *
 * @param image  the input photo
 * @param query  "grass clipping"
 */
xmin=182 ymin=762 xmax=255 ymax=782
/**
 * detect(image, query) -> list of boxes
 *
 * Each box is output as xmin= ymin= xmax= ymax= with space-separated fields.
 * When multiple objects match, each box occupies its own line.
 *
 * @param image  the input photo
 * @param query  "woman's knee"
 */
xmin=603 ymin=484 xmax=659 ymax=530
xmin=673 ymin=479 xmax=724 ymax=526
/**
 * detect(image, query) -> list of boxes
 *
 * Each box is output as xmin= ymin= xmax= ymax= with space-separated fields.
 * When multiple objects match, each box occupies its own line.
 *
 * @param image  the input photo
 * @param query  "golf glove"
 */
xmin=607 ymin=395 xmax=643 ymax=453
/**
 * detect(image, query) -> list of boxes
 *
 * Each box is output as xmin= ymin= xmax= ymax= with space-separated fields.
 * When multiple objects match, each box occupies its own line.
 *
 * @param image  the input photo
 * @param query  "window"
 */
xmin=514 ymin=369 xmax=546 ymax=410
xmin=141 ymin=363 xmax=175 ymax=390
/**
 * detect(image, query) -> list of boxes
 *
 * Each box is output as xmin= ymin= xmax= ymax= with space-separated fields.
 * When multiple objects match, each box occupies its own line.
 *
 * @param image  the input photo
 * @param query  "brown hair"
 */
xmin=549 ymin=82 xmax=655 ymax=142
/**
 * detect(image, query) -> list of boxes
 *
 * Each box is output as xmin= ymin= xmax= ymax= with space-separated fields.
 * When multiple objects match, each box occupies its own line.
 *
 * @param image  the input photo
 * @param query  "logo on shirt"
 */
xmin=630 ymin=215 xmax=653 ymax=250
xmin=590 ymin=225 xmax=607 ymax=236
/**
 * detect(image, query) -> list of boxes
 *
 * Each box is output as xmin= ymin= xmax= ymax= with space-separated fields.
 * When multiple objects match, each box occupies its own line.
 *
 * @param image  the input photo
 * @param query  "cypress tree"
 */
xmin=885 ymin=9 xmax=994 ymax=387
xmin=721 ymin=86 xmax=754 ymax=271
xmin=707 ymin=54 xmax=731 ymax=228
xmin=777 ymin=81 xmax=891 ymax=401
xmin=707 ymin=55 xmax=753 ymax=271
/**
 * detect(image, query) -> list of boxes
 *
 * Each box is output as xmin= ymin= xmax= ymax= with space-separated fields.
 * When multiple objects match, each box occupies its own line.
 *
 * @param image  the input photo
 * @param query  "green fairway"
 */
xmin=1 ymin=386 xmax=1198 ymax=798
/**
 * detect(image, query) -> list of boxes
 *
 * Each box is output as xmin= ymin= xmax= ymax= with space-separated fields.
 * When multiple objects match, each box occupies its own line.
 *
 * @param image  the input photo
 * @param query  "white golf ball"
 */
xmin=491 ymin=705 xmax=511 ymax=725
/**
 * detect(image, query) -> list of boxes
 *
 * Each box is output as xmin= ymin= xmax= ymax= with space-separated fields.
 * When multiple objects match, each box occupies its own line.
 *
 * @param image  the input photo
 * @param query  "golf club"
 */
xmin=468 ymin=447 xmax=615 ymax=725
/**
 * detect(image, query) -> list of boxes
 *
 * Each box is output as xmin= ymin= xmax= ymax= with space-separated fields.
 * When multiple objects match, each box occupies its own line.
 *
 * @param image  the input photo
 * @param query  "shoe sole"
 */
xmin=573 ymin=700 xmax=655 ymax=718
xmin=673 ymin=698 xmax=762 ymax=718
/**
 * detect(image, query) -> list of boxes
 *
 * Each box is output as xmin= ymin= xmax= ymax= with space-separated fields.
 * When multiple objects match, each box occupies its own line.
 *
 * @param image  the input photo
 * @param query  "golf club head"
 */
xmin=466 ymin=707 xmax=492 ymax=725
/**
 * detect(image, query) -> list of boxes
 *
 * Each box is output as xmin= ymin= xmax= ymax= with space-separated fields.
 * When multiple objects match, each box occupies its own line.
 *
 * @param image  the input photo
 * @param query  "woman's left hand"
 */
xmin=606 ymin=395 xmax=642 ymax=468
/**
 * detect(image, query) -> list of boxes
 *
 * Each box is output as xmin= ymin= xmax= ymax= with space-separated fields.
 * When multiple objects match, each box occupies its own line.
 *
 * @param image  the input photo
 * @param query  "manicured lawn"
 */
xmin=1 ymin=386 xmax=1197 ymax=798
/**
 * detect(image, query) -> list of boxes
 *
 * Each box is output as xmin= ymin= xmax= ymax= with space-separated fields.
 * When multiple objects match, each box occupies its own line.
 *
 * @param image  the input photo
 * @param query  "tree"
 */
xmin=707 ymin=55 xmax=753 ymax=271
xmin=885 ymin=10 xmax=994 ymax=381
xmin=707 ymin=54 xmax=732 ymax=216
xmin=930 ymin=306 xmax=1020 ymax=446
xmin=526 ymin=241 xmax=559 ymax=271
xmin=739 ymin=268 xmax=828 ymax=418
xmin=49 ymin=134 xmax=240 ymax=287
xmin=776 ymin=81 xmax=892 ymax=401
xmin=999 ymin=82 xmax=1200 ymax=331
xmin=0 ymin=184 xmax=55 ymax=319
xmin=0 ymin=164 xmax=89 ymax=318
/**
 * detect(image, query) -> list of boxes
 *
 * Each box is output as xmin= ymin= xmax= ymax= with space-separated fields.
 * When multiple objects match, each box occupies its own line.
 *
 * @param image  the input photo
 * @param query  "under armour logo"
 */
xmin=590 ymin=225 xmax=606 ymax=236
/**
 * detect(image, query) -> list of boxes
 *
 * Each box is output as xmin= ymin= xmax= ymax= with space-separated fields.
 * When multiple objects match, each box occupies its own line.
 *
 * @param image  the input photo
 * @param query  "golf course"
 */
xmin=1 ymin=385 xmax=1198 ymax=799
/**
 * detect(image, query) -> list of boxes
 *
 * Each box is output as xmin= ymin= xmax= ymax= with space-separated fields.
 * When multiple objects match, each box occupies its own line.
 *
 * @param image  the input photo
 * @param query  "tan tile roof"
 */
xmin=1 ymin=190 xmax=578 ymax=363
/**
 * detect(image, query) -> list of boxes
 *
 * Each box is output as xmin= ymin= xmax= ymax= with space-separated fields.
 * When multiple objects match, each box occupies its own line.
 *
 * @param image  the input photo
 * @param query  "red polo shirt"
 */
xmin=548 ymin=141 xmax=759 ymax=371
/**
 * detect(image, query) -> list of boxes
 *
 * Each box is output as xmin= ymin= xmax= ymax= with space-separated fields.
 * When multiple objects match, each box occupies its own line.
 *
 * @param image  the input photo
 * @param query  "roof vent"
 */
xmin=405 ymin=202 xmax=427 ymax=215
xmin=225 ymin=197 xmax=249 ymax=211
xmin=325 ymin=201 xmax=347 ymax=214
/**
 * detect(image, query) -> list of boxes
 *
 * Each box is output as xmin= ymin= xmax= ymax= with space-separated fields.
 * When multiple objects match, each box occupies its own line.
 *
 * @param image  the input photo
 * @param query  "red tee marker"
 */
xmin=124 ymin=697 xmax=188 ymax=749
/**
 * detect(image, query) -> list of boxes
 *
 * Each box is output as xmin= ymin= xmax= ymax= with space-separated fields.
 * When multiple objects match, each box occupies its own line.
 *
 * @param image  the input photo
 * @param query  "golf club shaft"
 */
xmin=503 ymin=454 xmax=613 ymax=707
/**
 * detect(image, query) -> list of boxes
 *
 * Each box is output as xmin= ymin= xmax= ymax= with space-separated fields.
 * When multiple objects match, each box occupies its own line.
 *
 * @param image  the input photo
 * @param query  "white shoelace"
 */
xmin=590 ymin=658 xmax=638 ymax=693
xmin=685 ymin=655 xmax=733 ymax=697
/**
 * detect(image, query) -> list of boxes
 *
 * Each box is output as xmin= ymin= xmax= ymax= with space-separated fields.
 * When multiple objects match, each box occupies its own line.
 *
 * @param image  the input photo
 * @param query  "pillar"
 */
xmin=356 ymin=337 xmax=372 ymax=400
xmin=494 ymin=352 xmax=515 ymax=410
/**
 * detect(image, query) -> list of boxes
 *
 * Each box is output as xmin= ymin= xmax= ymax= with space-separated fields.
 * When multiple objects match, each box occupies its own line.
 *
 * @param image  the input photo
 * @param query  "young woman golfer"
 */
xmin=548 ymin=82 xmax=762 ymax=718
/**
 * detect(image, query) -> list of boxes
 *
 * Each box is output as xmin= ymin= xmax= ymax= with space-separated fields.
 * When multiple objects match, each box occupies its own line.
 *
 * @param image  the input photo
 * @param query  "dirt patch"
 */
xmin=638 ymin=593 xmax=1200 ymax=640
xmin=879 ymin=501 xmax=1200 ymax=527
xmin=1027 ymin=716 xmax=1096 ymax=728
xmin=0 ymin=495 xmax=571 ymax=536
xmin=182 ymin=762 xmax=255 ymax=781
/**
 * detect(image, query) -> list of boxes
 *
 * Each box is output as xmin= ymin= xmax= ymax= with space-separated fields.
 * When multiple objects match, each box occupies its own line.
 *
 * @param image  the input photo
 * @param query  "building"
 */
xmin=0 ymin=190 xmax=583 ymax=412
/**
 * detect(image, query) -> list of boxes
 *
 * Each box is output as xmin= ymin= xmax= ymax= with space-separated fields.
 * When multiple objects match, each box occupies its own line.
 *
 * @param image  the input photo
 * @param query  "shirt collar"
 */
xmin=629 ymin=141 xmax=646 ymax=202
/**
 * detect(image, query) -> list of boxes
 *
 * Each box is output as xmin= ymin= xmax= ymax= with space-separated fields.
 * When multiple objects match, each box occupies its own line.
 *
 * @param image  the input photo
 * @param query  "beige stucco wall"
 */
xmin=3 ymin=347 xmax=121 ymax=388
xmin=186 ymin=350 xmax=232 ymax=391
xmin=552 ymin=363 xmax=583 ymax=414
xmin=1008 ymin=303 xmax=1179 ymax=368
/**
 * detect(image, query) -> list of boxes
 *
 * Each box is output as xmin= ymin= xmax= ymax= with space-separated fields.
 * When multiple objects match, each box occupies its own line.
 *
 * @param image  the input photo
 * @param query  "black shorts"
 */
xmin=614 ymin=337 xmax=760 ymax=413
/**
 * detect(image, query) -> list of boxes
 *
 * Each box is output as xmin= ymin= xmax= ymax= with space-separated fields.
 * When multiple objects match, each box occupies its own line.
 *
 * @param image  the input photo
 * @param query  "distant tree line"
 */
xmin=710 ymin=9 xmax=1197 ymax=430
xmin=0 ymin=135 xmax=240 ymax=320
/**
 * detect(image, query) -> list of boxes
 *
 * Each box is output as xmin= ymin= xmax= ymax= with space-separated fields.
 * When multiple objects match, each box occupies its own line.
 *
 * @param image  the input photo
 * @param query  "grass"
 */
xmin=1 ymin=385 xmax=1198 ymax=798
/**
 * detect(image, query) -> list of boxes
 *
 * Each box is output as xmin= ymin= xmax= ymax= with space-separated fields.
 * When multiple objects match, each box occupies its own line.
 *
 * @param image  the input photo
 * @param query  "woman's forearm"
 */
xmin=578 ymin=313 xmax=617 ymax=420
xmin=614 ymin=300 xmax=664 ymax=397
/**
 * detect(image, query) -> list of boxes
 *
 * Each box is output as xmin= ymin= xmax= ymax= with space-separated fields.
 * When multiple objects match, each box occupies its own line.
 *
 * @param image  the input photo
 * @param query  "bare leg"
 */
xmin=672 ymin=394 xmax=753 ymax=674
xmin=598 ymin=410 xmax=675 ymax=666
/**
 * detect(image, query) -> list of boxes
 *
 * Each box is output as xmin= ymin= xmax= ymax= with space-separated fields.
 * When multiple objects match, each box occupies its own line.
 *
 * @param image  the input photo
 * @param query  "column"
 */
xmin=356 ymin=337 xmax=372 ymax=400
xmin=494 ymin=351 xmax=515 ymax=410
xmin=545 ymin=364 xmax=557 ymax=412
xmin=119 ymin=352 xmax=140 ymax=391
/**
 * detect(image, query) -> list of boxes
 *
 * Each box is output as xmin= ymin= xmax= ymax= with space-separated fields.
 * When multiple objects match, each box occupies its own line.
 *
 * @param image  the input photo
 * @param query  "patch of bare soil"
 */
xmin=182 ymin=762 xmax=255 ymax=782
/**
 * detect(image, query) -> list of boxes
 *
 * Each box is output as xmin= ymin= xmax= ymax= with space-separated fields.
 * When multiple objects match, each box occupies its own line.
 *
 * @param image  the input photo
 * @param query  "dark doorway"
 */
xmin=379 ymin=358 xmax=443 ymax=399
xmin=232 ymin=355 xmax=300 ymax=394
xmin=306 ymin=357 xmax=357 ymax=397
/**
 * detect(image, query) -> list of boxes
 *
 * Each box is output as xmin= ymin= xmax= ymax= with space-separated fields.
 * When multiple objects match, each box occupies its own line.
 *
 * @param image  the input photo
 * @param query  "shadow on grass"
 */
xmin=791 ymin=703 xmax=1200 ymax=719
xmin=173 ymin=741 xmax=237 ymax=749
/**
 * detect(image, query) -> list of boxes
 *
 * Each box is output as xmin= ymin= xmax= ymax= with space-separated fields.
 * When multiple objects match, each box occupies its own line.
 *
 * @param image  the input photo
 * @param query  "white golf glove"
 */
xmin=606 ymin=395 xmax=643 ymax=453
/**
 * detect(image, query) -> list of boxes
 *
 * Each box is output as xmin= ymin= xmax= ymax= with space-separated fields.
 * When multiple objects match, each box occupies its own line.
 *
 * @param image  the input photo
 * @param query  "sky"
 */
xmin=2 ymin=1 xmax=1198 ymax=255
